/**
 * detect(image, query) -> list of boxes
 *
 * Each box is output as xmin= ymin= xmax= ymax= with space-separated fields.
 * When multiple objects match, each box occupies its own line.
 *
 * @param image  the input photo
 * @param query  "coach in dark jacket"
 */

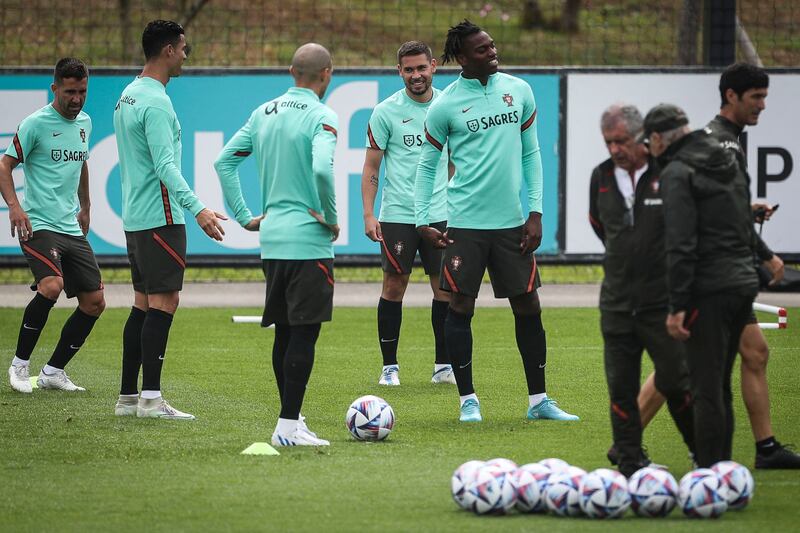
xmin=645 ymin=103 xmax=759 ymax=468
xmin=589 ymin=104 xmax=694 ymax=477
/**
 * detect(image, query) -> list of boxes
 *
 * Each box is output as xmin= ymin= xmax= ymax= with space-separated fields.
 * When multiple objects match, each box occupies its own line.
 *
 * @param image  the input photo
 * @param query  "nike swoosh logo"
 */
xmin=538 ymin=363 xmax=547 ymax=369
xmin=158 ymin=354 xmax=165 ymax=360
xmin=459 ymin=360 xmax=472 ymax=369
xmin=402 ymin=118 xmax=413 ymax=123
xmin=380 ymin=338 xmax=397 ymax=343
xmin=69 ymin=345 xmax=81 ymax=350
xmin=461 ymin=107 xmax=472 ymax=113
xmin=22 ymin=323 xmax=39 ymax=331
xmin=52 ymin=132 xmax=62 ymax=137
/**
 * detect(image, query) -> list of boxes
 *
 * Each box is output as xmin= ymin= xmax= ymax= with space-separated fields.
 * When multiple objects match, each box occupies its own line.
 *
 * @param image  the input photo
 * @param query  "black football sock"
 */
xmin=15 ymin=292 xmax=56 ymax=361
xmin=140 ymin=308 xmax=173 ymax=393
xmin=280 ymin=324 xmax=320 ymax=420
xmin=272 ymin=323 xmax=291 ymax=398
xmin=47 ymin=308 xmax=99 ymax=369
xmin=756 ymin=436 xmax=778 ymax=456
xmin=120 ymin=306 xmax=146 ymax=395
xmin=377 ymin=297 xmax=402 ymax=366
xmin=431 ymin=299 xmax=449 ymax=364
xmin=515 ymin=312 xmax=547 ymax=395
xmin=445 ymin=308 xmax=474 ymax=396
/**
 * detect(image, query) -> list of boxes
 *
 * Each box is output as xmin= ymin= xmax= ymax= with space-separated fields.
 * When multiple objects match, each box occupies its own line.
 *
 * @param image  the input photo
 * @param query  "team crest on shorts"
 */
xmin=79 ymin=128 xmax=86 ymax=143
xmin=393 ymin=241 xmax=405 ymax=256
xmin=466 ymin=119 xmax=479 ymax=133
xmin=502 ymin=93 xmax=514 ymax=107
xmin=403 ymin=135 xmax=415 ymax=147
xmin=450 ymin=255 xmax=463 ymax=272
xmin=49 ymin=248 xmax=59 ymax=260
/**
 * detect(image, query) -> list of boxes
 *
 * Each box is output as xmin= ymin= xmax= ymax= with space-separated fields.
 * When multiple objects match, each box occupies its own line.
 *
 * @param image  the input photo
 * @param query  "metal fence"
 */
xmin=1 ymin=0 xmax=797 ymax=67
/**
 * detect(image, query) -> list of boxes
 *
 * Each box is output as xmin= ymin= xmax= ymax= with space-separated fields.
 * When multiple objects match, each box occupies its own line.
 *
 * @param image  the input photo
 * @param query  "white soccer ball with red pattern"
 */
xmin=628 ymin=466 xmax=679 ymax=517
xmin=579 ymin=468 xmax=631 ymax=518
xmin=451 ymin=460 xmax=484 ymax=510
xmin=345 ymin=395 xmax=395 ymax=441
xmin=544 ymin=465 xmax=587 ymax=517
xmin=678 ymin=468 xmax=729 ymax=518
xmin=469 ymin=464 xmax=517 ymax=515
xmin=712 ymin=461 xmax=754 ymax=510
xmin=514 ymin=462 xmax=551 ymax=513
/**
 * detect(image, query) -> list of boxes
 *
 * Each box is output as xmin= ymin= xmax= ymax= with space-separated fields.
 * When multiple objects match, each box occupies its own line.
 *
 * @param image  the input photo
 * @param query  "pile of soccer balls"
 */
xmin=451 ymin=457 xmax=754 ymax=519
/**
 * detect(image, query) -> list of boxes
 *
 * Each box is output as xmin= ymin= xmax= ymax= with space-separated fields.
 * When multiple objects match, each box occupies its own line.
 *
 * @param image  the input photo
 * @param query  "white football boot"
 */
xmin=136 ymin=397 xmax=195 ymax=420
xmin=431 ymin=364 xmax=457 ymax=384
xmin=114 ymin=395 xmax=139 ymax=416
xmin=271 ymin=426 xmax=330 ymax=447
xmin=37 ymin=369 xmax=86 ymax=391
xmin=8 ymin=364 xmax=33 ymax=393
xmin=378 ymin=364 xmax=400 ymax=386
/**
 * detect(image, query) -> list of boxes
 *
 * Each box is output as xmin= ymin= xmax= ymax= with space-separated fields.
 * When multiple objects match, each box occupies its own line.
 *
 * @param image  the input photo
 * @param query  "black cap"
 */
xmin=637 ymin=104 xmax=689 ymax=143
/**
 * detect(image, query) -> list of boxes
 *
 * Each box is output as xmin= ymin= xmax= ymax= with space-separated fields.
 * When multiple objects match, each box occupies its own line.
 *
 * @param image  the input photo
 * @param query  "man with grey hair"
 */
xmin=645 ymin=103 xmax=759 ymax=468
xmin=589 ymin=103 xmax=695 ymax=477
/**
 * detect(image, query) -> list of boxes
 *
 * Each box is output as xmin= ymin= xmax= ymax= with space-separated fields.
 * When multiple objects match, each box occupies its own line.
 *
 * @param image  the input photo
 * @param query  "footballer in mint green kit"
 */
xmin=416 ymin=20 xmax=578 ymax=423
xmin=0 ymin=58 xmax=105 ymax=394
xmin=361 ymin=41 xmax=454 ymax=388
xmin=215 ymin=43 xmax=338 ymax=447
xmin=112 ymin=20 xmax=227 ymax=421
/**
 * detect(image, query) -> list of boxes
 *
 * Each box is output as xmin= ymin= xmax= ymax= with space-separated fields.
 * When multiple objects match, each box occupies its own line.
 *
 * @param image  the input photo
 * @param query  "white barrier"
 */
xmin=753 ymin=302 xmax=788 ymax=330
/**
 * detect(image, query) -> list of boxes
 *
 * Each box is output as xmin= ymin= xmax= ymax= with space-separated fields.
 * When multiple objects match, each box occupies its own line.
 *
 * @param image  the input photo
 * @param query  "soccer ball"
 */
xmin=579 ymin=468 xmax=631 ymax=518
xmin=628 ymin=467 xmax=679 ymax=517
xmin=485 ymin=457 xmax=518 ymax=474
xmin=544 ymin=465 xmax=587 ymax=517
xmin=514 ymin=463 xmax=551 ymax=513
xmin=538 ymin=457 xmax=570 ymax=474
xmin=468 ymin=464 xmax=517 ymax=515
xmin=678 ymin=468 xmax=729 ymax=518
xmin=451 ymin=460 xmax=484 ymax=510
xmin=345 ymin=395 xmax=395 ymax=441
xmin=712 ymin=461 xmax=754 ymax=510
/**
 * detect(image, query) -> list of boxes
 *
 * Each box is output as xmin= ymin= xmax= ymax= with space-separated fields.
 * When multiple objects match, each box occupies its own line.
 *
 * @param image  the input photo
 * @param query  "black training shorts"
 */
xmin=379 ymin=221 xmax=446 ymax=276
xmin=261 ymin=258 xmax=335 ymax=327
xmin=440 ymin=226 xmax=541 ymax=298
xmin=125 ymin=224 xmax=187 ymax=294
xmin=20 ymin=229 xmax=102 ymax=298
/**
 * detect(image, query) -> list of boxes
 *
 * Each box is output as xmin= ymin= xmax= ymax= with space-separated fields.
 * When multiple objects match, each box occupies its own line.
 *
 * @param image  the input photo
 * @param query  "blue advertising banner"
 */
xmin=0 ymin=71 xmax=560 ymax=256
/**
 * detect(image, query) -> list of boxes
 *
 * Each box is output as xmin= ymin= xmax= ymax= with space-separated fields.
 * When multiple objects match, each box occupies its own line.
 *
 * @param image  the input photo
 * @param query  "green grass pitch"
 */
xmin=1 ymin=306 xmax=799 ymax=531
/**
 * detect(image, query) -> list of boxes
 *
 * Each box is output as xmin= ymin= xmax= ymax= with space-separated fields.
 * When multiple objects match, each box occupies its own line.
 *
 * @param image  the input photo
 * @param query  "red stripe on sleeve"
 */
xmin=160 ymin=183 xmax=173 ymax=225
xmin=12 ymin=133 xmax=24 ymax=162
xmin=425 ymin=128 xmax=443 ymax=151
xmin=233 ymin=151 xmax=251 ymax=157
xmin=367 ymin=125 xmax=381 ymax=150
xmin=322 ymin=124 xmax=337 ymax=137
xmin=521 ymin=110 xmax=537 ymax=132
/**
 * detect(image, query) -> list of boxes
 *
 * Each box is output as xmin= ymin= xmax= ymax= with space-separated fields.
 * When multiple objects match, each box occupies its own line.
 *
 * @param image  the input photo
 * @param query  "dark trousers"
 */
xmin=685 ymin=291 xmax=755 ymax=467
xmin=601 ymin=309 xmax=695 ymax=475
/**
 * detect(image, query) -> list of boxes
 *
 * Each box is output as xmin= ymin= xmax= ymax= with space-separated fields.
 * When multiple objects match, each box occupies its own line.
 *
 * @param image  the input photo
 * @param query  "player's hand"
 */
xmin=77 ymin=207 xmax=90 ymax=236
xmin=244 ymin=214 xmax=264 ymax=232
xmin=363 ymin=214 xmax=382 ymax=242
xmin=752 ymin=203 xmax=777 ymax=223
xmin=308 ymin=208 xmax=340 ymax=241
xmin=9 ymin=205 xmax=32 ymax=241
xmin=417 ymin=225 xmax=452 ymax=249
xmin=666 ymin=311 xmax=691 ymax=341
xmin=521 ymin=212 xmax=542 ymax=254
xmin=196 ymin=209 xmax=227 ymax=241
xmin=764 ymin=254 xmax=785 ymax=286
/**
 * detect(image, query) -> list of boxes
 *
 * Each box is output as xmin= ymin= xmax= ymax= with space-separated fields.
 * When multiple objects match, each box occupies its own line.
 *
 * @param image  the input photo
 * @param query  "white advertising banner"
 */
xmin=566 ymin=73 xmax=798 ymax=254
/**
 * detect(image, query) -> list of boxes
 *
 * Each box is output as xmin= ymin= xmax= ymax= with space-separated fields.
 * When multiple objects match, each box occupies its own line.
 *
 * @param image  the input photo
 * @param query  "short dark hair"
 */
xmin=442 ymin=19 xmax=482 ymax=64
xmin=719 ymin=62 xmax=769 ymax=107
xmin=397 ymin=41 xmax=432 ymax=63
xmin=54 ymin=57 xmax=88 ymax=84
xmin=142 ymin=20 xmax=185 ymax=60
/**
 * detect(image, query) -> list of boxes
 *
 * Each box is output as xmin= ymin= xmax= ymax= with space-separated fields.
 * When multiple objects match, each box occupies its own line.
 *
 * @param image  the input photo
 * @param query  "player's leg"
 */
xmin=637 ymin=372 xmax=666 ymax=428
xmin=738 ymin=320 xmax=800 ymax=468
xmin=440 ymin=228 xmax=486 ymax=422
xmin=271 ymin=259 xmax=333 ymax=446
xmin=38 ymin=234 xmax=105 ymax=392
xmin=10 ymin=231 xmax=62 ymax=393
xmin=721 ymin=296 xmax=755 ymax=461
xmin=601 ymin=311 xmax=647 ymax=477
xmin=116 ymin=230 xmax=147 ymax=414
xmin=488 ymin=227 xmax=577 ymax=421
xmin=420 ymin=221 xmax=453 ymax=384
xmin=133 ymin=225 xmax=193 ymax=420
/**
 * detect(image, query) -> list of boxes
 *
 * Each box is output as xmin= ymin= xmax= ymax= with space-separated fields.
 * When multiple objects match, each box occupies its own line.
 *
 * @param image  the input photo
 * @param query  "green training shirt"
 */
xmin=366 ymin=88 xmax=448 ymax=224
xmin=6 ymin=104 xmax=91 ymax=236
xmin=113 ymin=76 xmax=205 ymax=231
xmin=214 ymin=87 xmax=338 ymax=260
xmin=415 ymin=72 xmax=543 ymax=229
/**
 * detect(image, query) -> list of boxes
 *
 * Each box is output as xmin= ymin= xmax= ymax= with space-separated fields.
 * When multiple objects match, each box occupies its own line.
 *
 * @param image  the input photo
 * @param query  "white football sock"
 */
xmin=276 ymin=417 xmax=298 ymax=435
xmin=42 ymin=364 xmax=61 ymax=375
xmin=119 ymin=393 xmax=138 ymax=399
xmin=140 ymin=390 xmax=161 ymax=400
xmin=434 ymin=363 xmax=450 ymax=371
xmin=12 ymin=356 xmax=29 ymax=367
xmin=459 ymin=393 xmax=478 ymax=407
xmin=529 ymin=393 xmax=548 ymax=407
xmin=382 ymin=364 xmax=399 ymax=370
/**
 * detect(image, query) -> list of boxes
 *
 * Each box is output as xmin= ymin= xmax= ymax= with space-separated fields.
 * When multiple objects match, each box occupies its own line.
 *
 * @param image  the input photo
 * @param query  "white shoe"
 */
xmin=8 ymin=364 xmax=32 ymax=393
xmin=378 ymin=365 xmax=400 ymax=386
xmin=271 ymin=427 xmax=330 ymax=447
xmin=431 ymin=365 xmax=457 ymax=384
xmin=114 ymin=395 xmax=139 ymax=416
xmin=297 ymin=414 xmax=317 ymax=438
xmin=136 ymin=397 xmax=195 ymax=420
xmin=37 ymin=369 xmax=85 ymax=391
